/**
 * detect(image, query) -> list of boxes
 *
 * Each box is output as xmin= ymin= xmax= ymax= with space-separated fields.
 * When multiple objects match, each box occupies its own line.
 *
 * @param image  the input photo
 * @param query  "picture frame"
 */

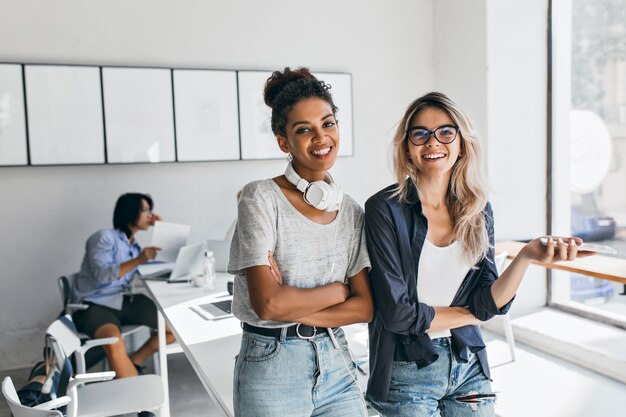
xmin=102 ymin=67 xmax=175 ymax=163
xmin=0 ymin=64 xmax=27 ymax=166
xmin=25 ymin=64 xmax=105 ymax=165
xmin=173 ymin=69 xmax=240 ymax=161
xmin=237 ymin=70 xmax=283 ymax=160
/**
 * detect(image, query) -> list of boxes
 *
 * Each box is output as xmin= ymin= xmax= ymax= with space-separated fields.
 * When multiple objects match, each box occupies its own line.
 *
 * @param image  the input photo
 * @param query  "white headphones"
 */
xmin=284 ymin=162 xmax=343 ymax=212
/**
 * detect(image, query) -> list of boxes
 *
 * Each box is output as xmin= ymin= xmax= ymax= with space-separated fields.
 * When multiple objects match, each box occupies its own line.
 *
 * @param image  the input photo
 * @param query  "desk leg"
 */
xmin=157 ymin=311 xmax=170 ymax=417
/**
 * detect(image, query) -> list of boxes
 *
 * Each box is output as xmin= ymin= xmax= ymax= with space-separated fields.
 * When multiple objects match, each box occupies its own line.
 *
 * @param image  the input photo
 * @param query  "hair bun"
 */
xmin=263 ymin=67 xmax=317 ymax=108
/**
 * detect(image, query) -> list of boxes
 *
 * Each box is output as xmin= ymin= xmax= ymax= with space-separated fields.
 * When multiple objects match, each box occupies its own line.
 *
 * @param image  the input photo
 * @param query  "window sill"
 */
xmin=497 ymin=307 xmax=626 ymax=383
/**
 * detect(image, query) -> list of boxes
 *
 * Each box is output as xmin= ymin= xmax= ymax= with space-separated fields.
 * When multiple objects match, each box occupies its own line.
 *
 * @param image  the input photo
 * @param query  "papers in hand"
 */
xmin=151 ymin=221 xmax=190 ymax=262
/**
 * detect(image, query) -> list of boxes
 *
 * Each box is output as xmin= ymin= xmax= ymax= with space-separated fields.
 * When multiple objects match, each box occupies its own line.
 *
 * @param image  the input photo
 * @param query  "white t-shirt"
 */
xmin=228 ymin=179 xmax=370 ymax=328
xmin=417 ymin=239 xmax=471 ymax=339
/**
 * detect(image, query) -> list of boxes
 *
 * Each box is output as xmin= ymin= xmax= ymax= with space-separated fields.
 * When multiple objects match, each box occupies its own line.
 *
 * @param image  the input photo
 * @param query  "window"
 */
xmin=551 ymin=0 xmax=626 ymax=327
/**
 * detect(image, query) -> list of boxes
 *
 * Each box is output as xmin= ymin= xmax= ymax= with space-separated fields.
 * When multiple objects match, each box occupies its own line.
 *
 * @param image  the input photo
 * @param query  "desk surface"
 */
xmin=143 ymin=274 xmax=240 ymax=416
xmin=496 ymin=240 xmax=626 ymax=284
xmin=143 ymin=274 xmax=373 ymax=417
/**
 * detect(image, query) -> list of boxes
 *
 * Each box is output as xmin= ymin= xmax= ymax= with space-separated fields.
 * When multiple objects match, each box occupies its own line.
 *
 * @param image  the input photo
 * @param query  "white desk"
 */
xmin=142 ymin=273 xmax=373 ymax=417
xmin=143 ymin=273 xmax=240 ymax=417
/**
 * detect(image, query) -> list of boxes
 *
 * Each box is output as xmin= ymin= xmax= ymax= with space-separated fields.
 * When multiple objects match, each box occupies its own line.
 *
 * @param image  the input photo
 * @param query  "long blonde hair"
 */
xmin=392 ymin=92 xmax=489 ymax=266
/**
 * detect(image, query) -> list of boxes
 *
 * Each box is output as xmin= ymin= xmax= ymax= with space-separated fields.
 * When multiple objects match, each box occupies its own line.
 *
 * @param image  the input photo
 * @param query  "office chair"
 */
xmin=58 ymin=274 xmax=148 ymax=370
xmin=45 ymin=315 xmax=164 ymax=417
xmin=57 ymin=274 xmax=89 ymax=316
xmin=2 ymin=376 xmax=70 ymax=417
xmin=488 ymin=251 xmax=517 ymax=364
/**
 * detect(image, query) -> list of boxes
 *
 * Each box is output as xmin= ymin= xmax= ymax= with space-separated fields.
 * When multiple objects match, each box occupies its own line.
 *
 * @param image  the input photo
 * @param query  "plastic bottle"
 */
xmin=203 ymin=250 xmax=216 ymax=290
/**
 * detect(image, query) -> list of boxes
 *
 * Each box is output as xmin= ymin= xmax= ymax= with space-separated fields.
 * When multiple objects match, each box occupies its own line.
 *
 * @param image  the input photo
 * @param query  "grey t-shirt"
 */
xmin=228 ymin=179 xmax=370 ymax=328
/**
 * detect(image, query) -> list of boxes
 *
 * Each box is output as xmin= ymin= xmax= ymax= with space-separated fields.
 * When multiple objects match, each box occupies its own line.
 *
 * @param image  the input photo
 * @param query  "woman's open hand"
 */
xmin=519 ymin=236 xmax=595 ymax=264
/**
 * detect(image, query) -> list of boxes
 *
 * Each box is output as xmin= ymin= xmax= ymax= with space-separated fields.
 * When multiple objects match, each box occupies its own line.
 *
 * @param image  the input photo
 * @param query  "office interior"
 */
xmin=1 ymin=1 xmax=625 ymax=416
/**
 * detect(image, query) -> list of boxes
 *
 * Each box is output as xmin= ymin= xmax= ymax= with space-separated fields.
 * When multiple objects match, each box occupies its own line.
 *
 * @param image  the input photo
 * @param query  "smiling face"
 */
xmin=406 ymin=106 xmax=462 ymax=181
xmin=277 ymin=97 xmax=340 ymax=181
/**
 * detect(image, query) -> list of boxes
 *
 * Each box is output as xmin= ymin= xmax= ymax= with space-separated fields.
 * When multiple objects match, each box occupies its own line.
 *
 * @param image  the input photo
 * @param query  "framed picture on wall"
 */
xmin=102 ymin=67 xmax=176 ymax=163
xmin=173 ymin=69 xmax=240 ymax=161
xmin=25 ymin=65 xmax=105 ymax=165
xmin=0 ymin=64 xmax=27 ymax=166
xmin=314 ymin=72 xmax=353 ymax=157
xmin=237 ymin=70 xmax=284 ymax=160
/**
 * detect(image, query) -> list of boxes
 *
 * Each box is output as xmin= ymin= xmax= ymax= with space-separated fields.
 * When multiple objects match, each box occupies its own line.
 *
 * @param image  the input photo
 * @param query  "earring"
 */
xmin=287 ymin=153 xmax=293 ymax=161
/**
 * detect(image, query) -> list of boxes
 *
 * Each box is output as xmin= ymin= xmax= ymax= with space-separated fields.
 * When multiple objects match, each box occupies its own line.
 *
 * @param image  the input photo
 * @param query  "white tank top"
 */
xmin=417 ymin=239 xmax=471 ymax=339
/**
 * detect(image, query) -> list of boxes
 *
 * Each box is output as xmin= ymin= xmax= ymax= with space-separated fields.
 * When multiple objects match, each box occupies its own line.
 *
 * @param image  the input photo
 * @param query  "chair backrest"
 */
xmin=57 ymin=273 xmax=79 ymax=310
xmin=44 ymin=318 xmax=78 ymax=402
xmin=495 ymin=251 xmax=508 ymax=276
xmin=2 ymin=377 xmax=63 ymax=417
xmin=46 ymin=316 xmax=82 ymax=360
xmin=57 ymin=276 xmax=71 ymax=309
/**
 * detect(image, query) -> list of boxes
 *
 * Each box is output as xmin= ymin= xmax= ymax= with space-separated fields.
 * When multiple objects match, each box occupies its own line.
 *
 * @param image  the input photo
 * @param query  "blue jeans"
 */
xmin=233 ymin=327 xmax=367 ymax=417
xmin=368 ymin=337 xmax=495 ymax=417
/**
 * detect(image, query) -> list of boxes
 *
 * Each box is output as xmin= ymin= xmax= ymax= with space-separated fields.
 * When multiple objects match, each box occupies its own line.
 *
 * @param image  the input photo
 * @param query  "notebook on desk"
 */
xmin=138 ymin=242 xmax=205 ymax=282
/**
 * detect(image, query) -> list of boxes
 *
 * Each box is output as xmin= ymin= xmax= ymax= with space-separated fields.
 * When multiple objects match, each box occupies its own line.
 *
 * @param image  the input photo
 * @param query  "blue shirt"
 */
xmin=71 ymin=229 xmax=141 ymax=310
xmin=364 ymin=183 xmax=512 ymax=402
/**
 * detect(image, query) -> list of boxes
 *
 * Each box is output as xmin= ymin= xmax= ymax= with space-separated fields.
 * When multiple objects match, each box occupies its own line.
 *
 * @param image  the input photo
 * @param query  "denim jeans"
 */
xmin=367 ymin=337 xmax=495 ymax=417
xmin=233 ymin=327 xmax=367 ymax=417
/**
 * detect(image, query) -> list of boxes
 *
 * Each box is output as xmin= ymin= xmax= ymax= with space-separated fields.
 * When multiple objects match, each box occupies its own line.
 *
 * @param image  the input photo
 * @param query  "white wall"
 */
xmin=434 ymin=0 xmax=550 ymax=317
xmin=486 ymin=0 xmax=549 ymax=316
xmin=433 ymin=0 xmax=488 ymax=143
xmin=0 ymin=0 xmax=554 ymax=369
xmin=0 ymin=0 xmax=434 ymax=368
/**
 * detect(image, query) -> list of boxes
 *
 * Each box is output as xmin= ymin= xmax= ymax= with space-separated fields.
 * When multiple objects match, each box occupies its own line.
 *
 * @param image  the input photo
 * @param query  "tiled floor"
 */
xmin=2 ymin=333 xmax=625 ymax=417
xmin=484 ymin=332 xmax=625 ymax=417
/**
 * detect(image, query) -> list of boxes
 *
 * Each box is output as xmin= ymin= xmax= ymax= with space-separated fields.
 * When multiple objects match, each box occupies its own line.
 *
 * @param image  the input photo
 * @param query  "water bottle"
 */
xmin=203 ymin=250 xmax=216 ymax=290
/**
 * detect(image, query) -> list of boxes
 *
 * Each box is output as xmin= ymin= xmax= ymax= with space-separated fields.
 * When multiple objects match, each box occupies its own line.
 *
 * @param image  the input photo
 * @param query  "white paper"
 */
xmin=151 ymin=221 xmax=190 ymax=262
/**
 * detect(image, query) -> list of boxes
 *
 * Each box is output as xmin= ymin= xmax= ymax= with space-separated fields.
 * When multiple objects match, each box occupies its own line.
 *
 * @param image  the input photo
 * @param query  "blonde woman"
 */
xmin=364 ymin=92 xmax=591 ymax=417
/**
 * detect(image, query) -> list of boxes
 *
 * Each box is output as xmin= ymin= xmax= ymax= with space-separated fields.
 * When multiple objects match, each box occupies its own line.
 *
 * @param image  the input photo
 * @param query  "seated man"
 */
xmin=71 ymin=192 xmax=175 ymax=378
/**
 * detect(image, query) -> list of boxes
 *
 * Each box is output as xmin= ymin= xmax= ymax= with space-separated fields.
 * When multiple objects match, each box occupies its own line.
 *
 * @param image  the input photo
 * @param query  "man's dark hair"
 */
xmin=113 ymin=193 xmax=153 ymax=238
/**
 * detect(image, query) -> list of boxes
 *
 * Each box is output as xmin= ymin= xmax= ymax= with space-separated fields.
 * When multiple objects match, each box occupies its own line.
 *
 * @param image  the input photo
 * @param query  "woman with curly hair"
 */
xmin=228 ymin=67 xmax=373 ymax=417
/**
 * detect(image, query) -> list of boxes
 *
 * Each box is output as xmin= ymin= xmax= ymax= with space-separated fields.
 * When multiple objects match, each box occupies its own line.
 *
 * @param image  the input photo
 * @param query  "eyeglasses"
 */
xmin=406 ymin=125 xmax=459 ymax=146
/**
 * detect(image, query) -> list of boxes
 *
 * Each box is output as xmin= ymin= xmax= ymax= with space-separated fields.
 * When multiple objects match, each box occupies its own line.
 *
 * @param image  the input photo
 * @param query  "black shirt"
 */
xmin=364 ymin=182 xmax=513 ymax=402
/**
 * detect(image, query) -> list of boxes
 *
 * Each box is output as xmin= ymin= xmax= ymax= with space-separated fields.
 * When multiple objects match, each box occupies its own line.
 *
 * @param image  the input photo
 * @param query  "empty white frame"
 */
xmin=173 ymin=70 xmax=240 ymax=161
xmin=314 ymin=72 xmax=353 ymax=156
xmin=237 ymin=71 xmax=284 ymax=160
xmin=0 ymin=64 xmax=27 ymax=166
xmin=25 ymin=65 xmax=105 ymax=165
xmin=103 ymin=67 xmax=175 ymax=163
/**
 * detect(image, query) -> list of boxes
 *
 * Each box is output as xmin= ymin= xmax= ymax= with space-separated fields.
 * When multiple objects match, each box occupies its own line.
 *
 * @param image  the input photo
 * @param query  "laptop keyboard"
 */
xmin=212 ymin=299 xmax=232 ymax=314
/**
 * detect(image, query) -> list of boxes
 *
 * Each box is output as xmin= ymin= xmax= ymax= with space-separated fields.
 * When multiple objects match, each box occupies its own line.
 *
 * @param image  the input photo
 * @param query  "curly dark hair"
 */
xmin=263 ymin=67 xmax=338 ymax=137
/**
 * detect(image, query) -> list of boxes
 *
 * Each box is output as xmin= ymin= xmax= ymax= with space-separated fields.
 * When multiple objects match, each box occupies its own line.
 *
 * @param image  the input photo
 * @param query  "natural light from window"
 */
xmin=551 ymin=0 xmax=626 ymax=327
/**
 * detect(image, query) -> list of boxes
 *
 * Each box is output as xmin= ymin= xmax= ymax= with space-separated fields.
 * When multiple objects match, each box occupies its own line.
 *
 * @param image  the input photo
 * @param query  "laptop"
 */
xmin=138 ymin=242 xmax=205 ymax=282
xmin=190 ymin=296 xmax=233 ymax=320
xmin=205 ymin=239 xmax=231 ymax=272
